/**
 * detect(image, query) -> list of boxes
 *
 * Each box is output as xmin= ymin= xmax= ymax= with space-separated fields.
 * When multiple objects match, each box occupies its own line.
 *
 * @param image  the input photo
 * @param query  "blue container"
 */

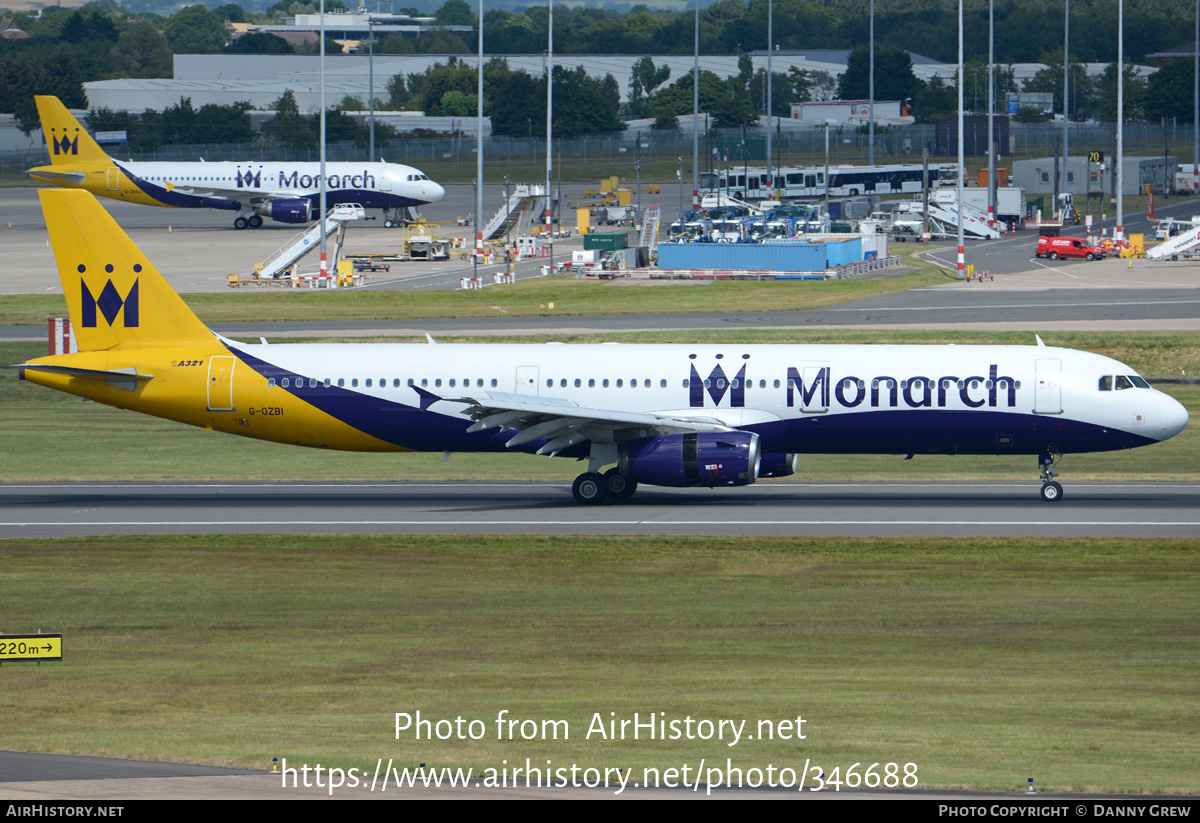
xmin=821 ymin=238 xmax=863 ymax=266
xmin=657 ymin=241 xmax=825 ymax=272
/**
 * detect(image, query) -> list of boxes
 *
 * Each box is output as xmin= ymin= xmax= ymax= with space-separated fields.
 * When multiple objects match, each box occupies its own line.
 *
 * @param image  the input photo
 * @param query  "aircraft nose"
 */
xmin=1157 ymin=392 xmax=1189 ymax=441
xmin=429 ymin=181 xmax=445 ymax=202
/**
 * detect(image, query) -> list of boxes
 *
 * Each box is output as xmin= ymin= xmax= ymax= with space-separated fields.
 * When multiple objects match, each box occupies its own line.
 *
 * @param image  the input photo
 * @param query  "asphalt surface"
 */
xmin=4 ymin=481 xmax=1199 ymax=539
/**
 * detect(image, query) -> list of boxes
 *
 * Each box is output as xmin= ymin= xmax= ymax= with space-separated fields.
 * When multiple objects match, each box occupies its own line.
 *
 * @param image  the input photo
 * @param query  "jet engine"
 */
xmin=620 ymin=432 xmax=761 ymax=488
xmin=758 ymin=453 xmax=800 ymax=478
xmin=256 ymin=199 xmax=314 ymax=224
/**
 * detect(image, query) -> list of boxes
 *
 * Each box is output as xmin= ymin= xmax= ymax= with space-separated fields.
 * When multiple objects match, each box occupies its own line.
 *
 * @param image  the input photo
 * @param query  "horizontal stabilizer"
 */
xmin=27 ymin=169 xmax=86 ymax=185
xmin=19 ymin=363 xmax=153 ymax=391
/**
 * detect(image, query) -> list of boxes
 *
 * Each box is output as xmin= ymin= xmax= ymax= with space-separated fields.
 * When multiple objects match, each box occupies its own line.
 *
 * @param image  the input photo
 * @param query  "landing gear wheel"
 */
xmin=248 ymin=214 xmax=263 ymax=229
xmin=1040 ymin=481 xmax=1063 ymax=502
xmin=572 ymin=472 xmax=608 ymax=505
xmin=234 ymin=216 xmax=248 ymax=230
xmin=603 ymin=468 xmax=637 ymax=500
xmin=384 ymin=219 xmax=394 ymax=228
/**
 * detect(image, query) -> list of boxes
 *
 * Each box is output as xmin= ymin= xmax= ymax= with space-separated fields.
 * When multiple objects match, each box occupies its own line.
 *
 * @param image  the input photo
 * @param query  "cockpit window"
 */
xmin=1115 ymin=375 xmax=1134 ymax=390
xmin=1098 ymin=376 xmax=1112 ymax=391
xmin=1129 ymin=375 xmax=1150 ymax=389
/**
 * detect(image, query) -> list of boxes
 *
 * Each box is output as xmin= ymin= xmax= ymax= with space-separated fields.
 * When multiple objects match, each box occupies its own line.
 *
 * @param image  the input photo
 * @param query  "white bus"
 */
xmin=700 ymin=164 xmax=958 ymax=200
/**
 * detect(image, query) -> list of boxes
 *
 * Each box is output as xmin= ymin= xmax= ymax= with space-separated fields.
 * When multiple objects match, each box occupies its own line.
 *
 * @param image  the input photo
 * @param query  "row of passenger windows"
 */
xmin=1099 ymin=375 xmax=1150 ymax=391
xmin=264 ymin=376 xmax=1022 ymax=391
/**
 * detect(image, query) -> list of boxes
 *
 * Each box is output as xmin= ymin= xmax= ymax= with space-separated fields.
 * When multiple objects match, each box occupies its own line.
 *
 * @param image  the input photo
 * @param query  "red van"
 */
xmin=1036 ymin=236 xmax=1107 ymax=261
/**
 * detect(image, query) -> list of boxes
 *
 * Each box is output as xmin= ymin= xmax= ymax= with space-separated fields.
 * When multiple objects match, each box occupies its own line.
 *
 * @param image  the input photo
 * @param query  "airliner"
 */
xmin=26 ymin=96 xmax=444 ymax=229
xmin=16 ymin=190 xmax=1189 ymax=504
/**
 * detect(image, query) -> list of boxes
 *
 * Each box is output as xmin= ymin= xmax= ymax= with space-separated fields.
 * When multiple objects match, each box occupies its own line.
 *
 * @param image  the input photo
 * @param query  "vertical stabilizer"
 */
xmin=35 ymin=96 xmax=112 ymax=166
xmin=39 ymin=189 xmax=213 ymax=351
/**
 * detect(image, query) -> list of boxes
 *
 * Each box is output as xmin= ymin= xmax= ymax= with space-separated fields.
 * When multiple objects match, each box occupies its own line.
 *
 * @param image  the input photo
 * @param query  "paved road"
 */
xmin=4 ymin=481 xmax=1198 ymax=538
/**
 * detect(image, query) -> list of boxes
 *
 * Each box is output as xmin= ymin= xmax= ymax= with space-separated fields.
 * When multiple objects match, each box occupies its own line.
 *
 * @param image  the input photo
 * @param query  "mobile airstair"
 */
xmin=255 ymin=204 xmax=365 ymax=280
xmin=1146 ymin=222 xmax=1200 ymax=260
xmin=481 ymin=184 xmax=546 ymax=241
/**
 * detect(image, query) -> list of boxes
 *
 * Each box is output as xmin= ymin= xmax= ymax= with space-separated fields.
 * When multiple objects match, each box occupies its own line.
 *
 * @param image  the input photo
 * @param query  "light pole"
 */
xmin=1117 ymin=0 xmax=1124 ymax=240
xmin=319 ymin=0 xmax=327 ymax=281
xmin=1063 ymin=0 xmax=1070 ymax=207
xmin=766 ymin=0 xmax=773 ymax=199
xmin=869 ymin=0 xmax=874 ymax=166
xmin=368 ymin=17 xmax=374 ymax=163
xmin=546 ymin=0 xmax=553 ymax=237
xmin=473 ymin=0 xmax=483 ymax=281
xmin=692 ymin=0 xmax=699 ymax=210
xmin=987 ymin=0 xmax=995 ymax=228
xmin=956 ymin=0 xmax=965 ymax=280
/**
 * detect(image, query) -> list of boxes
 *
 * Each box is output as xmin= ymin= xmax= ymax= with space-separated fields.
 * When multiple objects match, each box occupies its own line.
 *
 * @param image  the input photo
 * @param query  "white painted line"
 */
xmin=5 ymin=520 xmax=1200 ymax=528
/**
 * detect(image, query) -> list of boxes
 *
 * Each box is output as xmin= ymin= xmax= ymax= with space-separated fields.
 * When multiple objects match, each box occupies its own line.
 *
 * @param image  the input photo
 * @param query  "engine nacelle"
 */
xmin=620 ymin=432 xmax=760 ymax=488
xmin=758 ymin=453 xmax=800 ymax=478
xmin=256 ymin=199 xmax=313 ymax=224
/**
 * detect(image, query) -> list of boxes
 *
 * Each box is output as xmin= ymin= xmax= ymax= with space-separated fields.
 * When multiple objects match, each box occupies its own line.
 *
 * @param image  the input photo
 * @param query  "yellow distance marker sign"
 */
xmin=0 ymin=634 xmax=62 ymax=662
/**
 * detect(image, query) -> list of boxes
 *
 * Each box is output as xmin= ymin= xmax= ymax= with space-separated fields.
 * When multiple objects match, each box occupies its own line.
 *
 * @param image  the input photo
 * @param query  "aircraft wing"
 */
xmin=432 ymin=390 xmax=734 ymax=455
xmin=160 ymin=180 xmax=269 ymax=206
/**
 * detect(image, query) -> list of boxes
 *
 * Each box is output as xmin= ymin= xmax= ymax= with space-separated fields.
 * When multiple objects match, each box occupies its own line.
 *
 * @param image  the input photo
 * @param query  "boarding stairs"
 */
xmin=896 ymin=198 xmax=1000 ymax=241
xmin=1146 ymin=223 xmax=1200 ymax=260
xmin=482 ymin=184 xmax=546 ymax=242
xmin=256 ymin=204 xmax=365 ymax=280
xmin=639 ymin=205 xmax=661 ymax=248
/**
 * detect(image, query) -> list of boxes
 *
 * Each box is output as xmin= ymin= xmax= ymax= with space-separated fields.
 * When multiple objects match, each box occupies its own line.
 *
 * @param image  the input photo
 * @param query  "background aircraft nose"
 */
xmin=429 ymin=182 xmax=445 ymax=202
xmin=1157 ymin=392 xmax=1189 ymax=441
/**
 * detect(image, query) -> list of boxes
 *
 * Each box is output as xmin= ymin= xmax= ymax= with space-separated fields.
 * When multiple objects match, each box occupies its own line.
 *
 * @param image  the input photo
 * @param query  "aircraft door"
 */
xmin=515 ymin=365 xmax=539 ymax=395
xmin=106 ymin=167 xmax=121 ymax=191
xmin=1034 ymin=358 xmax=1062 ymax=414
xmin=207 ymin=356 xmax=236 ymax=411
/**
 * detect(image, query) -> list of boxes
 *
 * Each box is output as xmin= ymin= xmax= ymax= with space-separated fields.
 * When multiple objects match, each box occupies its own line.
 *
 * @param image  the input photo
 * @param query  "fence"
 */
xmin=3 ymin=121 xmax=1195 ymax=183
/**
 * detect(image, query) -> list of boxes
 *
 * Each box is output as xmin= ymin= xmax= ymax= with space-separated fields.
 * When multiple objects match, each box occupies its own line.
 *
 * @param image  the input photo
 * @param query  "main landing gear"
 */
xmin=571 ymin=444 xmax=637 ymax=505
xmin=234 ymin=214 xmax=263 ymax=230
xmin=571 ymin=468 xmax=638 ymax=505
xmin=1039 ymin=449 xmax=1063 ymax=502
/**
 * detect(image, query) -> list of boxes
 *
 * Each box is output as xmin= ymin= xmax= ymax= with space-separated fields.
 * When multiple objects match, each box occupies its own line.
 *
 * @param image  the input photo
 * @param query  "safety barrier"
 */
xmin=828 ymin=255 xmax=903 ymax=279
xmin=493 ymin=272 xmax=515 ymax=284
xmin=460 ymin=277 xmax=483 ymax=290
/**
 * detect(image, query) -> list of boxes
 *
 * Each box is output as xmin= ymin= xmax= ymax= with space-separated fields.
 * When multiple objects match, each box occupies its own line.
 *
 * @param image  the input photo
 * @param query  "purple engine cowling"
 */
xmin=257 ymin=199 xmax=313 ymax=224
xmin=620 ymin=432 xmax=761 ymax=488
xmin=758 ymin=453 xmax=799 ymax=478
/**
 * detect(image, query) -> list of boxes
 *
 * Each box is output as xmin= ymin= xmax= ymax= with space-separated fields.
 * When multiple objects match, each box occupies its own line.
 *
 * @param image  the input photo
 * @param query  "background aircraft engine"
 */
xmin=620 ymin=432 xmax=761 ymax=488
xmin=758 ymin=453 xmax=800 ymax=478
xmin=256 ymin=199 xmax=313 ymax=224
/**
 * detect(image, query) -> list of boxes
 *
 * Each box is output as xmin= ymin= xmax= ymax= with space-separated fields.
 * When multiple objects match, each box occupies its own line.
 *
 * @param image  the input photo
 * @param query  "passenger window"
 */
xmin=478 ymin=379 xmax=484 ymax=387
xmin=366 ymin=379 xmax=372 ymax=387
xmin=351 ymin=379 xmax=358 ymax=387
xmin=574 ymin=378 xmax=581 ymax=387
xmin=660 ymin=379 xmax=666 ymax=388
xmin=604 ymin=379 xmax=609 ymax=388
xmin=393 ymin=379 xmax=400 ymax=388
xmin=281 ymin=378 xmax=289 ymax=388
xmin=545 ymin=379 xmax=552 ymax=388
xmin=435 ymin=379 xmax=441 ymax=387
xmin=268 ymin=378 xmax=276 ymax=387
xmin=338 ymin=378 xmax=345 ymax=387
xmin=407 ymin=378 xmax=414 ymax=386
xmin=617 ymin=379 xmax=623 ymax=387
xmin=759 ymin=380 xmax=766 ymax=388
xmin=1115 ymin=375 xmax=1134 ymax=390
xmin=774 ymin=379 xmax=780 ymax=388
xmin=589 ymin=379 xmax=595 ymax=387
xmin=560 ymin=379 xmax=567 ymax=387
xmin=645 ymin=379 xmax=651 ymax=388
xmin=422 ymin=379 xmax=428 ymax=387
xmin=491 ymin=379 xmax=498 ymax=387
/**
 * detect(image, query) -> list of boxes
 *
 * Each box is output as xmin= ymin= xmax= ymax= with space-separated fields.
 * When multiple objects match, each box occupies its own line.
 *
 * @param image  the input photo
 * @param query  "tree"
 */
xmin=1097 ymin=61 xmax=1148 ymax=123
xmin=434 ymin=0 xmax=476 ymax=27
xmin=838 ymin=45 xmax=920 ymax=103
xmin=227 ymin=32 xmax=294 ymax=54
xmin=711 ymin=76 xmax=758 ymax=129
xmin=110 ymin=22 xmax=173 ymax=79
xmin=629 ymin=56 xmax=671 ymax=117
xmin=1145 ymin=57 xmax=1194 ymax=122
xmin=164 ymin=5 xmax=228 ymax=54
xmin=260 ymin=89 xmax=315 ymax=150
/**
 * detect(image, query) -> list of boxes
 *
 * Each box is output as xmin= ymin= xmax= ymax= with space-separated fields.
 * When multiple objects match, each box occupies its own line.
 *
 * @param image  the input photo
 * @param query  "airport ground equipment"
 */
xmin=253 ymin=204 xmax=365 ymax=281
xmin=481 ymin=184 xmax=547 ymax=242
xmin=1145 ymin=222 xmax=1200 ymax=260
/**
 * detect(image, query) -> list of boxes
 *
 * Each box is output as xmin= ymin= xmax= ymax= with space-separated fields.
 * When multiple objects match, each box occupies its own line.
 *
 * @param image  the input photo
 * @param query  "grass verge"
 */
xmin=0 ymin=264 xmax=948 ymax=328
xmin=1 ymin=534 xmax=1196 ymax=793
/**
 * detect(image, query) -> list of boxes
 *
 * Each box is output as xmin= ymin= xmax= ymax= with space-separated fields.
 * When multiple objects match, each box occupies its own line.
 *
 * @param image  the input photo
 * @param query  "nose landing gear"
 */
xmin=1039 ymin=449 xmax=1063 ymax=502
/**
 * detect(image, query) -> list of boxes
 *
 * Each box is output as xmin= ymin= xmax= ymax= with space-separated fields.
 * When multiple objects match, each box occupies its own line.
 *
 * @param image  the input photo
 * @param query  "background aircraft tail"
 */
xmin=35 ymin=95 xmax=111 ymax=166
xmin=40 ymin=189 xmax=213 ymax=351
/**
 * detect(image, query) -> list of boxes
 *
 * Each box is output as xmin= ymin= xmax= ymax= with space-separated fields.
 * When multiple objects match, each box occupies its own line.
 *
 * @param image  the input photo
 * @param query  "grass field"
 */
xmin=0 ymin=264 xmax=953 ymax=328
xmin=1 ymin=534 xmax=1196 ymax=793
xmin=2 ymin=334 xmax=1196 ymax=482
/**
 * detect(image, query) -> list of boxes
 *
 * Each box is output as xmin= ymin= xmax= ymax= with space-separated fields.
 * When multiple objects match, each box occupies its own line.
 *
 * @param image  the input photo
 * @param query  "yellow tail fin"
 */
xmin=36 ymin=95 xmax=111 ymax=166
xmin=40 ymin=189 xmax=213 ymax=351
